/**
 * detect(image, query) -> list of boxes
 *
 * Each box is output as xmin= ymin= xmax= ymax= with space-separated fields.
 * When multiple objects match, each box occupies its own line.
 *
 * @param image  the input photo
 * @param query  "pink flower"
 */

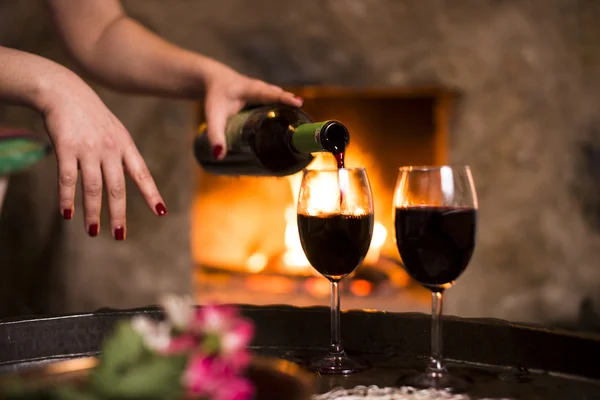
xmin=214 ymin=377 xmax=255 ymax=400
xmin=183 ymin=355 xmax=235 ymax=394
xmin=223 ymin=348 xmax=251 ymax=373
xmin=193 ymin=305 xmax=239 ymax=334
xmin=160 ymin=294 xmax=195 ymax=331
xmin=131 ymin=316 xmax=171 ymax=353
xmin=219 ymin=320 xmax=254 ymax=373
xmin=192 ymin=305 xmax=254 ymax=352
xmin=131 ymin=298 xmax=257 ymax=400
xmin=166 ymin=334 xmax=198 ymax=354
xmin=220 ymin=319 xmax=254 ymax=356
xmin=183 ymin=355 xmax=217 ymax=395
xmin=190 ymin=305 xmax=255 ymax=373
xmin=183 ymin=354 xmax=254 ymax=400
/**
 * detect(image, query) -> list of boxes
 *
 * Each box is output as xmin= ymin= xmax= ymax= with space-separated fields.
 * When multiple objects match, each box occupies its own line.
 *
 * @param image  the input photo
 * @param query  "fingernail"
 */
xmin=294 ymin=95 xmax=304 ymax=102
xmin=114 ymin=226 xmax=125 ymax=241
xmin=63 ymin=209 xmax=72 ymax=220
xmin=155 ymin=202 xmax=168 ymax=216
xmin=212 ymin=144 xmax=223 ymax=160
xmin=88 ymin=224 xmax=98 ymax=237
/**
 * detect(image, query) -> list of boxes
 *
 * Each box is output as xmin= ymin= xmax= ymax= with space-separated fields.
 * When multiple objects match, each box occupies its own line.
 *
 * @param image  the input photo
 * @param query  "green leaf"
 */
xmin=114 ymin=355 xmax=187 ymax=399
xmin=96 ymin=321 xmax=146 ymax=372
xmin=89 ymin=320 xmax=188 ymax=400
xmin=93 ymin=353 xmax=187 ymax=400
xmin=89 ymin=320 xmax=148 ymax=396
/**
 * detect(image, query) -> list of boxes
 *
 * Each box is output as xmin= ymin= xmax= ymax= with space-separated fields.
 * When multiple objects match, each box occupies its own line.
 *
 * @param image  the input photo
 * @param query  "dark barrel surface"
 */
xmin=1 ymin=305 xmax=599 ymax=399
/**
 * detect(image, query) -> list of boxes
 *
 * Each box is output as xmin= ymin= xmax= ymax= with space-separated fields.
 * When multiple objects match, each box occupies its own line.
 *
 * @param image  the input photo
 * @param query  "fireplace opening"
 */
xmin=192 ymin=86 xmax=454 ymax=312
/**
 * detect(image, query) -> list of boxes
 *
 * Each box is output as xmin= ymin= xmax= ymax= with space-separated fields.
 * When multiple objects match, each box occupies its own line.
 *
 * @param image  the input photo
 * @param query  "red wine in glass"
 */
xmin=298 ymin=213 xmax=374 ymax=280
xmin=394 ymin=206 xmax=476 ymax=290
xmin=393 ymin=165 xmax=478 ymax=392
xmin=297 ymin=167 xmax=374 ymax=374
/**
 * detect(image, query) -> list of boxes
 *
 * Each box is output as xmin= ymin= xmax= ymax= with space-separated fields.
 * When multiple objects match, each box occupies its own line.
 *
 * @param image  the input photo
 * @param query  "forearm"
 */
xmin=77 ymin=17 xmax=218 ymax=97
xmin=46 ymin=0 xmax=223 ymax=98
xmin=0 ymin=46 xmax=71 ymax=112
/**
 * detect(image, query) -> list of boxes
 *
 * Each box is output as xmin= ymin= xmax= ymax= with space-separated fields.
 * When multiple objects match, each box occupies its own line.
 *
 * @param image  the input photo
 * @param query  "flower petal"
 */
xmin=131 ymin=315 xmax=155 ymax=336
xmin=194 ymin=304 xmax=238 ymax=334
xmin=224 ymin=349 xmax=251 ymax=373
xmin=183 ymin=354 xmax=216 ymax=395
xmin=183 ymin=354 xmax=239 ymax=397
xmin=131 ymin=316 xmax=172 ymax=353
xmin=166 ymin=334 xmax=198 ymax=354
xmin=221 ymin=320 xmax=254 ymax=355
xmin=160 ymin=294 xmax=195 ymax=330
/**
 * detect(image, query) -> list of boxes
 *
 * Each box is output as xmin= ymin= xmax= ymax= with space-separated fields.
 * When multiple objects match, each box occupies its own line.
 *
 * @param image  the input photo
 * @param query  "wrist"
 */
xmin=32 ymin=63 xmax=82 ymax=114
xmin=191 ymin=54 xmax=238 ymax=88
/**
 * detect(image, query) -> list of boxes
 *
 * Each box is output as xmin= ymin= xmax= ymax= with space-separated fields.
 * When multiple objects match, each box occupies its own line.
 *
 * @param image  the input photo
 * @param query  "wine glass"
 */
xmin=393 ymin=165 xmax=478 ymax=391
xmin=297 ymin=167 xmax=374 ymax=374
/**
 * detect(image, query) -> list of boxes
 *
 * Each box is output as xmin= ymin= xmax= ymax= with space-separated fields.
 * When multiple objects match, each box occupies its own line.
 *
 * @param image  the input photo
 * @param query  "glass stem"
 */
xmin=428 ymin=290 xmax=446 ymax=375
xmin=329 ymin=280 xmax=344 ymax=354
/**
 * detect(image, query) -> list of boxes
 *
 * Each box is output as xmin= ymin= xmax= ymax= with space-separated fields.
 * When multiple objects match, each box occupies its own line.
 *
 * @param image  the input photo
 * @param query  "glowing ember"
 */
xmin=247 ymin=252 xmax=268 ymax=273
xmin=246 ymin=275 xmax=294 ymax=294
xmin=350 ymin=279 xmax=373 ymax=297
xmin=305 ymin=277 xmax=331 ymax=297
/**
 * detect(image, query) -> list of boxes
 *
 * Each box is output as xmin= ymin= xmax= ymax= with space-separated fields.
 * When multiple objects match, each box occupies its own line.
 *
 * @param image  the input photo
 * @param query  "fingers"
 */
xmin=57 ymin=154 xmax=78 ymax=220
xmin=66 ymin=151 xmax=165 ymax=240
xmin=203 ymin=79 xmax=304 ymax=161
xmin=61 ymin=146 xmax=165 ymax=240
xmin=124 ymin=147 xmax=167 ymax=217
xmin=245 ymin=80 xmax=303 ymax=108
xmin=204 ymin=99 xmax=230 ymax=160
xmin=79 ymin=159 xmax=103 ymax=237
xmin=101 ymin=157 xmax=127 ymax=241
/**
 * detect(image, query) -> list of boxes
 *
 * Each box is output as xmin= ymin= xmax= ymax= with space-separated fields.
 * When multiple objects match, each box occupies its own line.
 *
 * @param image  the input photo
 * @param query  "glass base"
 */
xmin=304 ymin=352 xmax=371 ymax=375
xmin=396 ymin=369 xmax=471 ymax=393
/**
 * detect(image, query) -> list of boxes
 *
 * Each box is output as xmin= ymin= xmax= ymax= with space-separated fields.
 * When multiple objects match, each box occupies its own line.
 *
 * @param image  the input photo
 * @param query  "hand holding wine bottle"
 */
xmin=195 ymin=105 xmax=350 ymax=176
xmin=200 ymin=66 xmax=304 ymax=161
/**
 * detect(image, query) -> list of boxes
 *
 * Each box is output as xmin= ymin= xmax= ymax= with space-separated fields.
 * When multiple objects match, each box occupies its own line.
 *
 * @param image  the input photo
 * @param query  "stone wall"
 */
xmin=1 ymin=0 xmax=599 ymax=328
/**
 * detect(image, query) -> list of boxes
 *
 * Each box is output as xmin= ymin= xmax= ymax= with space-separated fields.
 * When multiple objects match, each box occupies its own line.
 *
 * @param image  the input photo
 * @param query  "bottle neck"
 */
xmin=290 ymin=121 xmax=328 ymax=154
xmin=291 ymin=120 xmax=350 ymax=154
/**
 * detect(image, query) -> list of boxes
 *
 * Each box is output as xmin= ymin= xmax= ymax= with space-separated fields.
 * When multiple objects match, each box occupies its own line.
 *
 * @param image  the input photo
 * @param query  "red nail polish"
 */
xmin=63 ymin=209 xmax=72 ymax=220
xmin=114 ymin=226 xmax=125 ymax=241
xmin=212 ymin=145 xmax=223 ymax=160
xmin=155 ymin=203 xmax=168 ymax=216
xmin=88 ymin=224 xmax=98 ymax=237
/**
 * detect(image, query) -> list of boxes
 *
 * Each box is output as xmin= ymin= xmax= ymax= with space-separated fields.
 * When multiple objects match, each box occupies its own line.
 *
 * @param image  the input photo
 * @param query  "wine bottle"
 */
xmin=193 ymin=105 xmax=349 ymax=176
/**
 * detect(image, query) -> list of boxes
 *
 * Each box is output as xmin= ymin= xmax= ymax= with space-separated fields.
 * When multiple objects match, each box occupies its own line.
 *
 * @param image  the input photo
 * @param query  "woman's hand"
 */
xmin=201 ymin=62 xmax=304 ymax=159
xmin=41 ymin=70 xmax=167 ymax=239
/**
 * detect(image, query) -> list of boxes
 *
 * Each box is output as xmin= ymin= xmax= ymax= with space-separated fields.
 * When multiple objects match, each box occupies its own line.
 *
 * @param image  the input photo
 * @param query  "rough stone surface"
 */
xmin=0 ymin=0 xmax=599 ymax=326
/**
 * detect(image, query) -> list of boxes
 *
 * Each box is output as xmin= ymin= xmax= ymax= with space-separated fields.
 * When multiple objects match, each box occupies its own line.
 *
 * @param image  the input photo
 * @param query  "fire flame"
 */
xmin=281 ymin=154 xmax=388 ymax=272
